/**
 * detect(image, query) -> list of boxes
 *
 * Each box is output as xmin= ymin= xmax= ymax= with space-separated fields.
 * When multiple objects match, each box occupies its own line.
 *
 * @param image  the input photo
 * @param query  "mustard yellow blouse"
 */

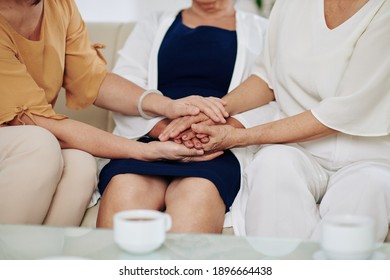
xmin=0 ymin=0 xmax=107 ymax=125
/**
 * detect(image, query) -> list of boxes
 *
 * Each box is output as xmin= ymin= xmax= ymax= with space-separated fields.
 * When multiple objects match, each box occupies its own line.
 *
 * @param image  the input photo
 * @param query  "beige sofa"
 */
xmin=54 ymin=21 xmax=389 ymax=241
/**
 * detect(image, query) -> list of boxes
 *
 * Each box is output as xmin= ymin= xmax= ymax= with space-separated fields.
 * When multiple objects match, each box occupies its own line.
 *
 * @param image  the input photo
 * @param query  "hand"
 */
xmin=164 ymin=96 xmax=229 ymax=123
xmin=147 ymin=119 xmax=170 ymax=139
xmin=171 ymin=128 xmax=208 ymax=149
xmin=159 ymin=113 xmax=211 ymax=141
xmin=172 ymin=118 xmax=215 ymax=148
xmin=191 ymin=123 xmax=237 ymax=153
xmin=149 ymin=118 xmax=208 ymax=149
xmin=145 ymin=140 xmax=223 ymax=162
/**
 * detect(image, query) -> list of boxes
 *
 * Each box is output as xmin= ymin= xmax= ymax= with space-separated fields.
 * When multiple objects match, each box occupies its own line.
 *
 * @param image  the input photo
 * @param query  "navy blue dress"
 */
xmin=98 ymin=12 xmax=240 ymax=211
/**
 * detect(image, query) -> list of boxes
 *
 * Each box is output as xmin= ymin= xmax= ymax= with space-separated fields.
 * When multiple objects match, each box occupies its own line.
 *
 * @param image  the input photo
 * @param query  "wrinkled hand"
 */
xmin=159 ymin=113 xmax=211 ymax=141
xmin=170 ymin=127 xmax=209 ymax=149
xmin=146 ymin=140 xmax=223 ymax=162
xmin=191 ymin=123 xmax=237 ymax=153
xmin=172 ymin=117 xmax=215 ymax=148
xmin=164 ymin=96 xmax=228 ymax=124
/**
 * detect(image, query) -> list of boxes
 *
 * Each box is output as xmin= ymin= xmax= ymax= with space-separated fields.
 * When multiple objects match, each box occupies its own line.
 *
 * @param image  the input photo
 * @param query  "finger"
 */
xmin=183 ymin=140 xmax=194 ymax=148
xmin=199 ymin=98 xmax=227 ymax=124
xmin=168 ymin=126 xmax=192 ymax=139
xmin=167 ymin=116 xmax=202 ymax=140
xmin=196 ymin=133 xmax=208 ymax=139
xmin=159 ymin=118 xmax=191 ymax=141
xmin=170 ymin=143 xmax=205 ymax=159
xmin=187 ymin=146 xmax=204 ymax=158
xmin=191 ymin=123 xmax=213 ymax=136
xmin=180 ymin=130 xmax=196 ymax=141
xmin=207 ymin=97 xmax=229 ymax=118
xmin=199 ymin=136 xmax=210 ymax=143
xmin=191 ymin=137 xmax=202 ymax=149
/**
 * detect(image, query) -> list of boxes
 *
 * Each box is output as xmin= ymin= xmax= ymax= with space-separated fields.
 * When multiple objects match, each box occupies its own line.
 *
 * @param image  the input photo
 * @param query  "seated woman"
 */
xmin=163 ymin=0 xmax=390 ymax=241
xmin=0 ymin=0 xmax=228 ymax=226
xmin=96 ymin=0 xmax=273 ymax=233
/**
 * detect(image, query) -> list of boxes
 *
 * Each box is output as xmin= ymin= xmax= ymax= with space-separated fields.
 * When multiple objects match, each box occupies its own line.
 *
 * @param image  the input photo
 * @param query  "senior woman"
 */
xmin=0 ymin=0 xmax=228 ymax=226
xmin=96 ymin=0 xmax=273 ymax=233
xmin=162 ymin=0 xmax=390 ymax=241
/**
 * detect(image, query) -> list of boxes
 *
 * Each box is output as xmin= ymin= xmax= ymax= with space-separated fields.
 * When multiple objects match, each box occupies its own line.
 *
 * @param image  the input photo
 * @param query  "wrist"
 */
xmin=138 ymin=89 xmax=164 ymax=119
xmin=226 ymin=117 xmax=244 ymax=129
xmin=234 ymin=127 xmax=250 ymax=148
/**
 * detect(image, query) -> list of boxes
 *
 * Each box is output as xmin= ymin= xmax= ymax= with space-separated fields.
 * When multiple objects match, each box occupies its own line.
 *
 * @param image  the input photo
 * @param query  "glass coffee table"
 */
xmin=0 ymin=224 xmax=389 ymax=260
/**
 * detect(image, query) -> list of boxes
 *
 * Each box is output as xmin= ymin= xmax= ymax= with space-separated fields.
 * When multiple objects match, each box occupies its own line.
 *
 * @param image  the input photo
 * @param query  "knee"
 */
xmin=168 ymin=179 xmax=222 ymax=207
xmin=336 ymin=165 xmax=390 ymax=201
xmin=62 ymin=149 xmax=97 ymax=195
xmin=18 ymin=126 xmax=61 ymax=154
xmin=247 ymin=145 xmax=303 ymax=173
xmin=245 ymin=145 xmax=305 ymax=191
xmin=23 ymin=126 xmax=63 ymax=184
xmin=106 ymin=174 xmax=151 ymax=197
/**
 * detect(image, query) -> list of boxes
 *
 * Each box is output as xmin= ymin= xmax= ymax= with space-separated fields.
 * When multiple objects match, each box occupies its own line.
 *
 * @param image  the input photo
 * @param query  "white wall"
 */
xmin=74 ymin=0 xmax=274 ymax=22
xmin=75 ymin=0 xmax=190 ymax=22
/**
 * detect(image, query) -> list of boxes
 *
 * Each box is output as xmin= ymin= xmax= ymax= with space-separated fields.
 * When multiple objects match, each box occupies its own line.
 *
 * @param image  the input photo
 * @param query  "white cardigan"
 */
xmin=112 ymin=9 xmax=271 ymax=138
xmin=111 ymin=9 xmax=278 ymax=230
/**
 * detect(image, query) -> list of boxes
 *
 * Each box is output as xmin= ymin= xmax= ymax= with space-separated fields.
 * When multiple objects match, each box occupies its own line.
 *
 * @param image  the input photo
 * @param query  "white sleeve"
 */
xmin=235 ymin=1 xmax=286 ymax=129
xmin=112 ymin=13 xmax=164 ymax=139
xmin=250 ymin=0 xmax=286 ymax=90
xmin=312 ymin=3 xmax=390 ymax=136
xmin=112 ymin=14 xmax=158 ymax=88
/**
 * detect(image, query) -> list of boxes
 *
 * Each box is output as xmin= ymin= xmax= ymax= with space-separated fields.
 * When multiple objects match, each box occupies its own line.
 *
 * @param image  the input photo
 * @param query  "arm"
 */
xmin=7 ymin=114 xmax=208 ymax=161
xmin=223 ymin=75 xmax=275 ymax=116
xmin=94 ymin=74 xmax=228 ymax=122
xmin=192 ymin=111 xmax=337 ymax=152
xmin=64 ymin=6 xmax=228 ymax=123
xmin=158 ymin=75 xmax=273 ymax=141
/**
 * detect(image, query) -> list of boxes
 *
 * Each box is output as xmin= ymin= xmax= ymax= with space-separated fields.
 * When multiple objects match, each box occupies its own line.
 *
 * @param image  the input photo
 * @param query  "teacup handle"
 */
xmin=164 ymin=214 xmax=172 ymax=231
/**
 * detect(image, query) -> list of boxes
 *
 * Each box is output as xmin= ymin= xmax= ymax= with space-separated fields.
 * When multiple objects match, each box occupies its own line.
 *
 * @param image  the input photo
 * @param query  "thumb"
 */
xmin=191 ymin=123 xmax=212 ymax=136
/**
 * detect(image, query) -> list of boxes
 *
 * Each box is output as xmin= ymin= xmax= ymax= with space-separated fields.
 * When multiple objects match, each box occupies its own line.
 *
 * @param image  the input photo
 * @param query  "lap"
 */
xmin=98 ymin=139 xmax=241 ymax=209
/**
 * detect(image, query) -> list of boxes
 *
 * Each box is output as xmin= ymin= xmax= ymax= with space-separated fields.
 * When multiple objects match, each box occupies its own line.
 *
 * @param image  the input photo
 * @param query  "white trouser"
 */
xmin=0 ymin=126 xmax=97 ymax=226
xmin=244 ymin=144 xmax=390 ymax=241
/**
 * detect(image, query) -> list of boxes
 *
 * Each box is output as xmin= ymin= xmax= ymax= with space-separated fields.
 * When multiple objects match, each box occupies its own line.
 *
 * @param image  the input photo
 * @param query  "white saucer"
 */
xmin=312 ymin=250 xmax=386 ymax=260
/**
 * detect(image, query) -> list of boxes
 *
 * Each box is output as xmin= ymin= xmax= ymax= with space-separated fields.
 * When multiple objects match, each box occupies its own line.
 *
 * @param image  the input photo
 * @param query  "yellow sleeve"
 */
xmin=62 ymin=0 xmax=108 ymax=110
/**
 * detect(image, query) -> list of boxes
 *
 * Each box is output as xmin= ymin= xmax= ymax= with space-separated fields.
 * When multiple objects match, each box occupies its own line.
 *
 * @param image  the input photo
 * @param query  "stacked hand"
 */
xmin=158 ymin=115 xmax=236 ymax=161
xmin=165 ymin=96 xmax=229 ymax=123
xmin=159 ymin=113 xmax=213 ymax=149
xmin=148 ymin=95 xmax=237 ymax=162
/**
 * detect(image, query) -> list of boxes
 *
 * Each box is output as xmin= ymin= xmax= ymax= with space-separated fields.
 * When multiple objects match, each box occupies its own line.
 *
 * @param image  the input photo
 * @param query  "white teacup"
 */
xmin=114 ymin=209 xmax=172 ymax=254
xmin=320 ymin=215 xmax=375 ymax=260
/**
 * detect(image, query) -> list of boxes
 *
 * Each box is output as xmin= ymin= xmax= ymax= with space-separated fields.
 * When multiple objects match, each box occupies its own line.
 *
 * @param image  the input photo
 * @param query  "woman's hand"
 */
xmin=172 ymin=117 xmax=214 ymax=148
xmin=146 ymin=140 xmax=223 ymax=162
xmin=164 ymin=96 xmax=228 ymax=123
xmin=191 ymin=123 xmax=238 ymax=153
xmin=159 ymin=113 xmax=211 ymax=141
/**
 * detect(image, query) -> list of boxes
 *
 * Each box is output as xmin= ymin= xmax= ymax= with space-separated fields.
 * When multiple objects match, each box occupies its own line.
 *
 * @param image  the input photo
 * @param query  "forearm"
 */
xmin=226 ymin=117 xmax=245 ymax=129
xmin=231 ymin=111 xmax=337 ymax=147
xmin=94 ymin=72 xmax=171 ymax=117
xmin=147 ymin=119 xmax=170 ymax=139
xmin=11 ymin=115 xmax=149 ymax=160
xmin=223 ymin=75 xmax=275 ymax=116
